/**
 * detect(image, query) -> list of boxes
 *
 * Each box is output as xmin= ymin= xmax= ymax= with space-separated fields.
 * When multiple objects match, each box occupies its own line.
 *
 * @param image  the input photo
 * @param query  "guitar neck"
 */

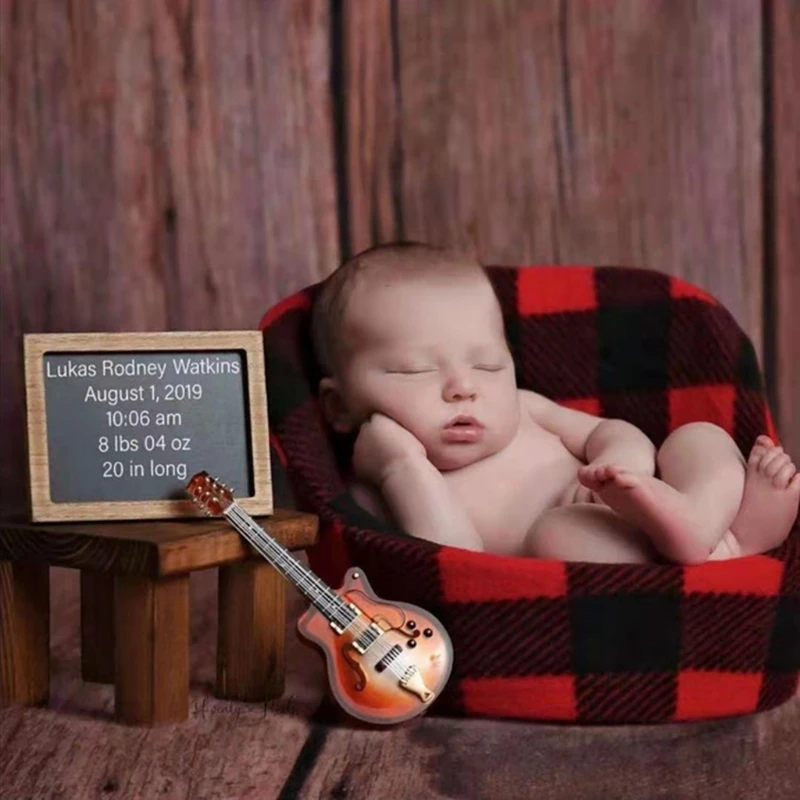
xmin=223 ymin=502 xmax=352 ymax=624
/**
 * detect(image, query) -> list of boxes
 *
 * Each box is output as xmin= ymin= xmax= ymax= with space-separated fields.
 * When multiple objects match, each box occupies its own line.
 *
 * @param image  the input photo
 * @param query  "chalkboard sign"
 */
xmin=24 ymin=331 xmax=272 ymax=522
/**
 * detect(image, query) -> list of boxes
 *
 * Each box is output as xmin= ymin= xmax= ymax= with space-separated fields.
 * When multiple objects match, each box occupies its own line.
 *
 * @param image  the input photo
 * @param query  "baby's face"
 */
xmin=333 ymin=274 xmax=521 ymax=471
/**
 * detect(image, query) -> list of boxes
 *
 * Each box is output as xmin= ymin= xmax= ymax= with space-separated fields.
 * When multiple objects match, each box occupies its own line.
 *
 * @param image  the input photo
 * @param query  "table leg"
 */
xmin=216 ymin=561 xmax=286 ymax=701
xmin=80 ymin=571 xmax=115 ymax=683
xmin=0 ymin=561 xmax=49 ymax=707
xmin=114 ymin=573 xmax=189 ymax=725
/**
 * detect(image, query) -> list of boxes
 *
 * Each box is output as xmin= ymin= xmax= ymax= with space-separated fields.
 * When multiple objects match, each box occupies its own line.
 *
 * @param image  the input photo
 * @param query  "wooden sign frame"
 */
xmin=24 ymin=331 xmax=273 ymax=522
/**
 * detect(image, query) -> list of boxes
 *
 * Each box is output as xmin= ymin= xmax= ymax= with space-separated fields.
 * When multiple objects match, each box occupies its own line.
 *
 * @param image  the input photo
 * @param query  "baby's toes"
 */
xmin=609 ymin=469 xmax=640 ymax=490
xmin=773 ymin=461 xmax=798 ymax=489
xmin=580 ymin=464 xmax=609 ymax=485
xmin=597 ymin=464 xmax=619 ymax=482
xmin=765 ymin=453 xmax=792 ymax=479
xmin=756 ymin=446 xmax=784 ymax=474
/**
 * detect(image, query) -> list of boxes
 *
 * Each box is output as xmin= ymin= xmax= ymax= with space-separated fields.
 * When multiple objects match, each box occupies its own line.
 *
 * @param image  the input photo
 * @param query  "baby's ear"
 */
xmin=318 ymin=377 xmax=355 ymax=433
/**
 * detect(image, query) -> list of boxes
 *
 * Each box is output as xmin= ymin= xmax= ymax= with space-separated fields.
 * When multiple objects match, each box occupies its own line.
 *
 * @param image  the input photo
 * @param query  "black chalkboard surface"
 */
xmin=24 ymin=332 xmax=272 ymax=522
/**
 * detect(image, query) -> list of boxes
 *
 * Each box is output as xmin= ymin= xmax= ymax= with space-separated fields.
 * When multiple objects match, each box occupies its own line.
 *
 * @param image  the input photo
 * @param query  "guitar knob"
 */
xmin=423 ymin=628 xmax=433 ymax=637
xmin=407 ymin=639 xmax=417 ymax=648
xmin=406 ymin=620 xmax=416 ymax=630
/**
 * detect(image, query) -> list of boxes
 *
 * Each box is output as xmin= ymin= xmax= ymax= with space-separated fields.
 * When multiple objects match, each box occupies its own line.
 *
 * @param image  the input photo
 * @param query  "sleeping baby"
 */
xmin=311 ymin=243 xmax=800 ymax=564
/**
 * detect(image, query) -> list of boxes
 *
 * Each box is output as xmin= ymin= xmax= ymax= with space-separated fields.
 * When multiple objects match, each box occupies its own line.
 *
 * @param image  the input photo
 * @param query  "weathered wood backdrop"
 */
xmin=1 ymin=0 xmax=797 ymax=516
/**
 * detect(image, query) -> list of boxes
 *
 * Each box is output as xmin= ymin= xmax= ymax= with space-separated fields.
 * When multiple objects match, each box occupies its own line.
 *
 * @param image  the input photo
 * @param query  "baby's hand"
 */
xmin=353 ymin=413 xmax=427 ymax=487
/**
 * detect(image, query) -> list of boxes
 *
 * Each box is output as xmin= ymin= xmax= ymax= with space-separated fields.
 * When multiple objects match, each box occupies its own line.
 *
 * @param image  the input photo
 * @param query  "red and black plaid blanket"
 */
xmin=260 ymin=265 xmax=800 ymax=724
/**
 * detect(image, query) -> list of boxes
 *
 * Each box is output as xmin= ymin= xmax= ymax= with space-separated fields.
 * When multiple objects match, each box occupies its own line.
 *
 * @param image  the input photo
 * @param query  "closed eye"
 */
xmin=474 ymin=365 xmax=505 ymax=372
xmin=387 ymin=368 xmax=436 ymax=375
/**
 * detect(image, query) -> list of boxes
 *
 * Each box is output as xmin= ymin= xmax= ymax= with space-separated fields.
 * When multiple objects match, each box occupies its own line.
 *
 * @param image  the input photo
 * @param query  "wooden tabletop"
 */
xmin=0 ymin=509 xmax=318 ymax=578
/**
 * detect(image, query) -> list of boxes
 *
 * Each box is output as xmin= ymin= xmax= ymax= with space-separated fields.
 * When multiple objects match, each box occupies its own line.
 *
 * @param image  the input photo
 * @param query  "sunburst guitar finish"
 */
xmin=297 ymin=567 xmax=453 ymax=724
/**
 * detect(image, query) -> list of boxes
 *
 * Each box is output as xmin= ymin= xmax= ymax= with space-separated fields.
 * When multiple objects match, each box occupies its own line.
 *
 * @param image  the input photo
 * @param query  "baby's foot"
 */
xmin=729 ymin=436 xmax=800 ymax=555
xmin=577 ymin=464 xmax=712 ymax=563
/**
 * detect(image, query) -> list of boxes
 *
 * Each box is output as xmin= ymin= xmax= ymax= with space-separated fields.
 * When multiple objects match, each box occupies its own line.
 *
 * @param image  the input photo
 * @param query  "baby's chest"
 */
xmin=444 ymin=430 xmax=580 ymax=553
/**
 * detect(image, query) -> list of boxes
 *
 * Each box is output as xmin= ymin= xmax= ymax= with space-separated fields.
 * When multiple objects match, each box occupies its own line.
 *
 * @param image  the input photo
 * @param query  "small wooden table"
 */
xmin=0 ymin=511 xmax=318 ymax=725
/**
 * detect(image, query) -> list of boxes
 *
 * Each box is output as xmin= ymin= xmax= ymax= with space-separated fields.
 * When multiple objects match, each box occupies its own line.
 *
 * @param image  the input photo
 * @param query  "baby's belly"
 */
xmin=443 ymin=428 xmax=581 ymax=556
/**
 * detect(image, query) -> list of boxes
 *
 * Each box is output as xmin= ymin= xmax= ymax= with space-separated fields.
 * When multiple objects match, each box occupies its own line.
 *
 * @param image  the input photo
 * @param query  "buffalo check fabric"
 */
xmin=260 ymin=265 xmax=800 ymax=724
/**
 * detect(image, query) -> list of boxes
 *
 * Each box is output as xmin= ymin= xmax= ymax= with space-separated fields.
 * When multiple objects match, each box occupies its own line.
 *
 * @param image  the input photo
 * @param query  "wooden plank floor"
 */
xmin=1 ymin=561 xmax=799 ymax=800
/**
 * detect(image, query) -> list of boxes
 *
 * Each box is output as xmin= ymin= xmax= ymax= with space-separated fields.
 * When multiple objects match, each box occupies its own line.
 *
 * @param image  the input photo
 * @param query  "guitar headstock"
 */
xmin=186 ymin=471 xmax=234 ymax=516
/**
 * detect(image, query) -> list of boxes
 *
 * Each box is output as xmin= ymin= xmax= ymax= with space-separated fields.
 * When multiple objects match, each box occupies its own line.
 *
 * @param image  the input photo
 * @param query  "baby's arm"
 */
xmin=352 ymin=414 xmax=484 ymax=552
xmin=379 ymin=458 xmax=485 ymax=551
xmin=522 ymin=390 xmax=656 ymax=474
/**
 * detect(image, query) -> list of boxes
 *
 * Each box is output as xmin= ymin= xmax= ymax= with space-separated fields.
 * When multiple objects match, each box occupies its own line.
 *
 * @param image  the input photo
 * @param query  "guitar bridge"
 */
xmin=399 ymin=665 xmax=434 ymax=703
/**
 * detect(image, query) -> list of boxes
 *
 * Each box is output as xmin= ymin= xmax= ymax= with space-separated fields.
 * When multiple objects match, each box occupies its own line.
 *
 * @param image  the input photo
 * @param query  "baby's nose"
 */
xmin=443 ymin=372 xmax=477 ymax=401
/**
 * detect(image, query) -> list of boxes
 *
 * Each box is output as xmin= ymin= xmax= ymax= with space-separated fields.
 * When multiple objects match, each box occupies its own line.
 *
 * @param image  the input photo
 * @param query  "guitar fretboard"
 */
xmin=224 ymin=502 xmax=357 ymax=628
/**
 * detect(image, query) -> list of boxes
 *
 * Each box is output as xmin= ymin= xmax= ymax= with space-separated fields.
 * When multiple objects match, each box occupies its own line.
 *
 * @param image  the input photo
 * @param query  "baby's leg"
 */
xmin=523 ymin=504 xmax=658 ymax=563
xmin=579 ymin=422 xmax=745 ymax=564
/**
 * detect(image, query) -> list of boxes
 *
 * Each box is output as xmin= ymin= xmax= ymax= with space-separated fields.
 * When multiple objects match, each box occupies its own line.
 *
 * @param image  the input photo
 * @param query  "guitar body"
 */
xmin=297 ymin=567 xmax=453 ymax=725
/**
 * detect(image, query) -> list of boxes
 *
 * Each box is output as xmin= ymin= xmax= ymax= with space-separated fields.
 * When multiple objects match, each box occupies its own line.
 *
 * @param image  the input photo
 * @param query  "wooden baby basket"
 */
xmin=260 ymin=265 xmax=800 ymax=724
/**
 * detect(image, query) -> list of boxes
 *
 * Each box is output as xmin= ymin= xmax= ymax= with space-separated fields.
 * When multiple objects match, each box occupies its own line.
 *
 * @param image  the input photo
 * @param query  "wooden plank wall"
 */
xmin=343 ymin=0 xmax=763 ymax=347
xmin=0 ymin=0 xmax=797 ymax=516
xmin=0 ymin=0 xmax=339 ymax=515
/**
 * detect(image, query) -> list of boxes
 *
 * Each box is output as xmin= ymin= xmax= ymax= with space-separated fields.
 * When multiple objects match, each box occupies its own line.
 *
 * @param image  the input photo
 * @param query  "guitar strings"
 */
xmin=226 ymin=504 xmax=356 ymax=627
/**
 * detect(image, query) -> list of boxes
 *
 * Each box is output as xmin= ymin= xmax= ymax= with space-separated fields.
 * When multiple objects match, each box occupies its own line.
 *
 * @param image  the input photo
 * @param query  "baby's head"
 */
xmin=311 ymin=243 xmax=521 ymax=470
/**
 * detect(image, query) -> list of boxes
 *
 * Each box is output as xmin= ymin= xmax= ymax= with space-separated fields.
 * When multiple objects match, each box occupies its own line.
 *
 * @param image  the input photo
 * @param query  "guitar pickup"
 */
xmin=374 ymin=644 xmax=402 ymax=672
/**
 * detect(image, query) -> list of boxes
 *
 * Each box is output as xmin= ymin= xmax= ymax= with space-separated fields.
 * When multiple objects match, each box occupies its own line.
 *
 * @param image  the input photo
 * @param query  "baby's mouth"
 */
xmin=442 ymin=415 xmax=484 ymax=443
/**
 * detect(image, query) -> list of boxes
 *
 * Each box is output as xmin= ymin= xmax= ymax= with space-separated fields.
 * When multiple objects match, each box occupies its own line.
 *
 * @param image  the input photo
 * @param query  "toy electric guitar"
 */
xmin=186 ymin=471 xmax=453 ymax=725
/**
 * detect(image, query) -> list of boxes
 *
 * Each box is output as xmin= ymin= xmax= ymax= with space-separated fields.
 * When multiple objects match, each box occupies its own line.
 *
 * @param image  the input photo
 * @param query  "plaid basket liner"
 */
xmin=260 ymin=265 xmax=800 ymax=724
